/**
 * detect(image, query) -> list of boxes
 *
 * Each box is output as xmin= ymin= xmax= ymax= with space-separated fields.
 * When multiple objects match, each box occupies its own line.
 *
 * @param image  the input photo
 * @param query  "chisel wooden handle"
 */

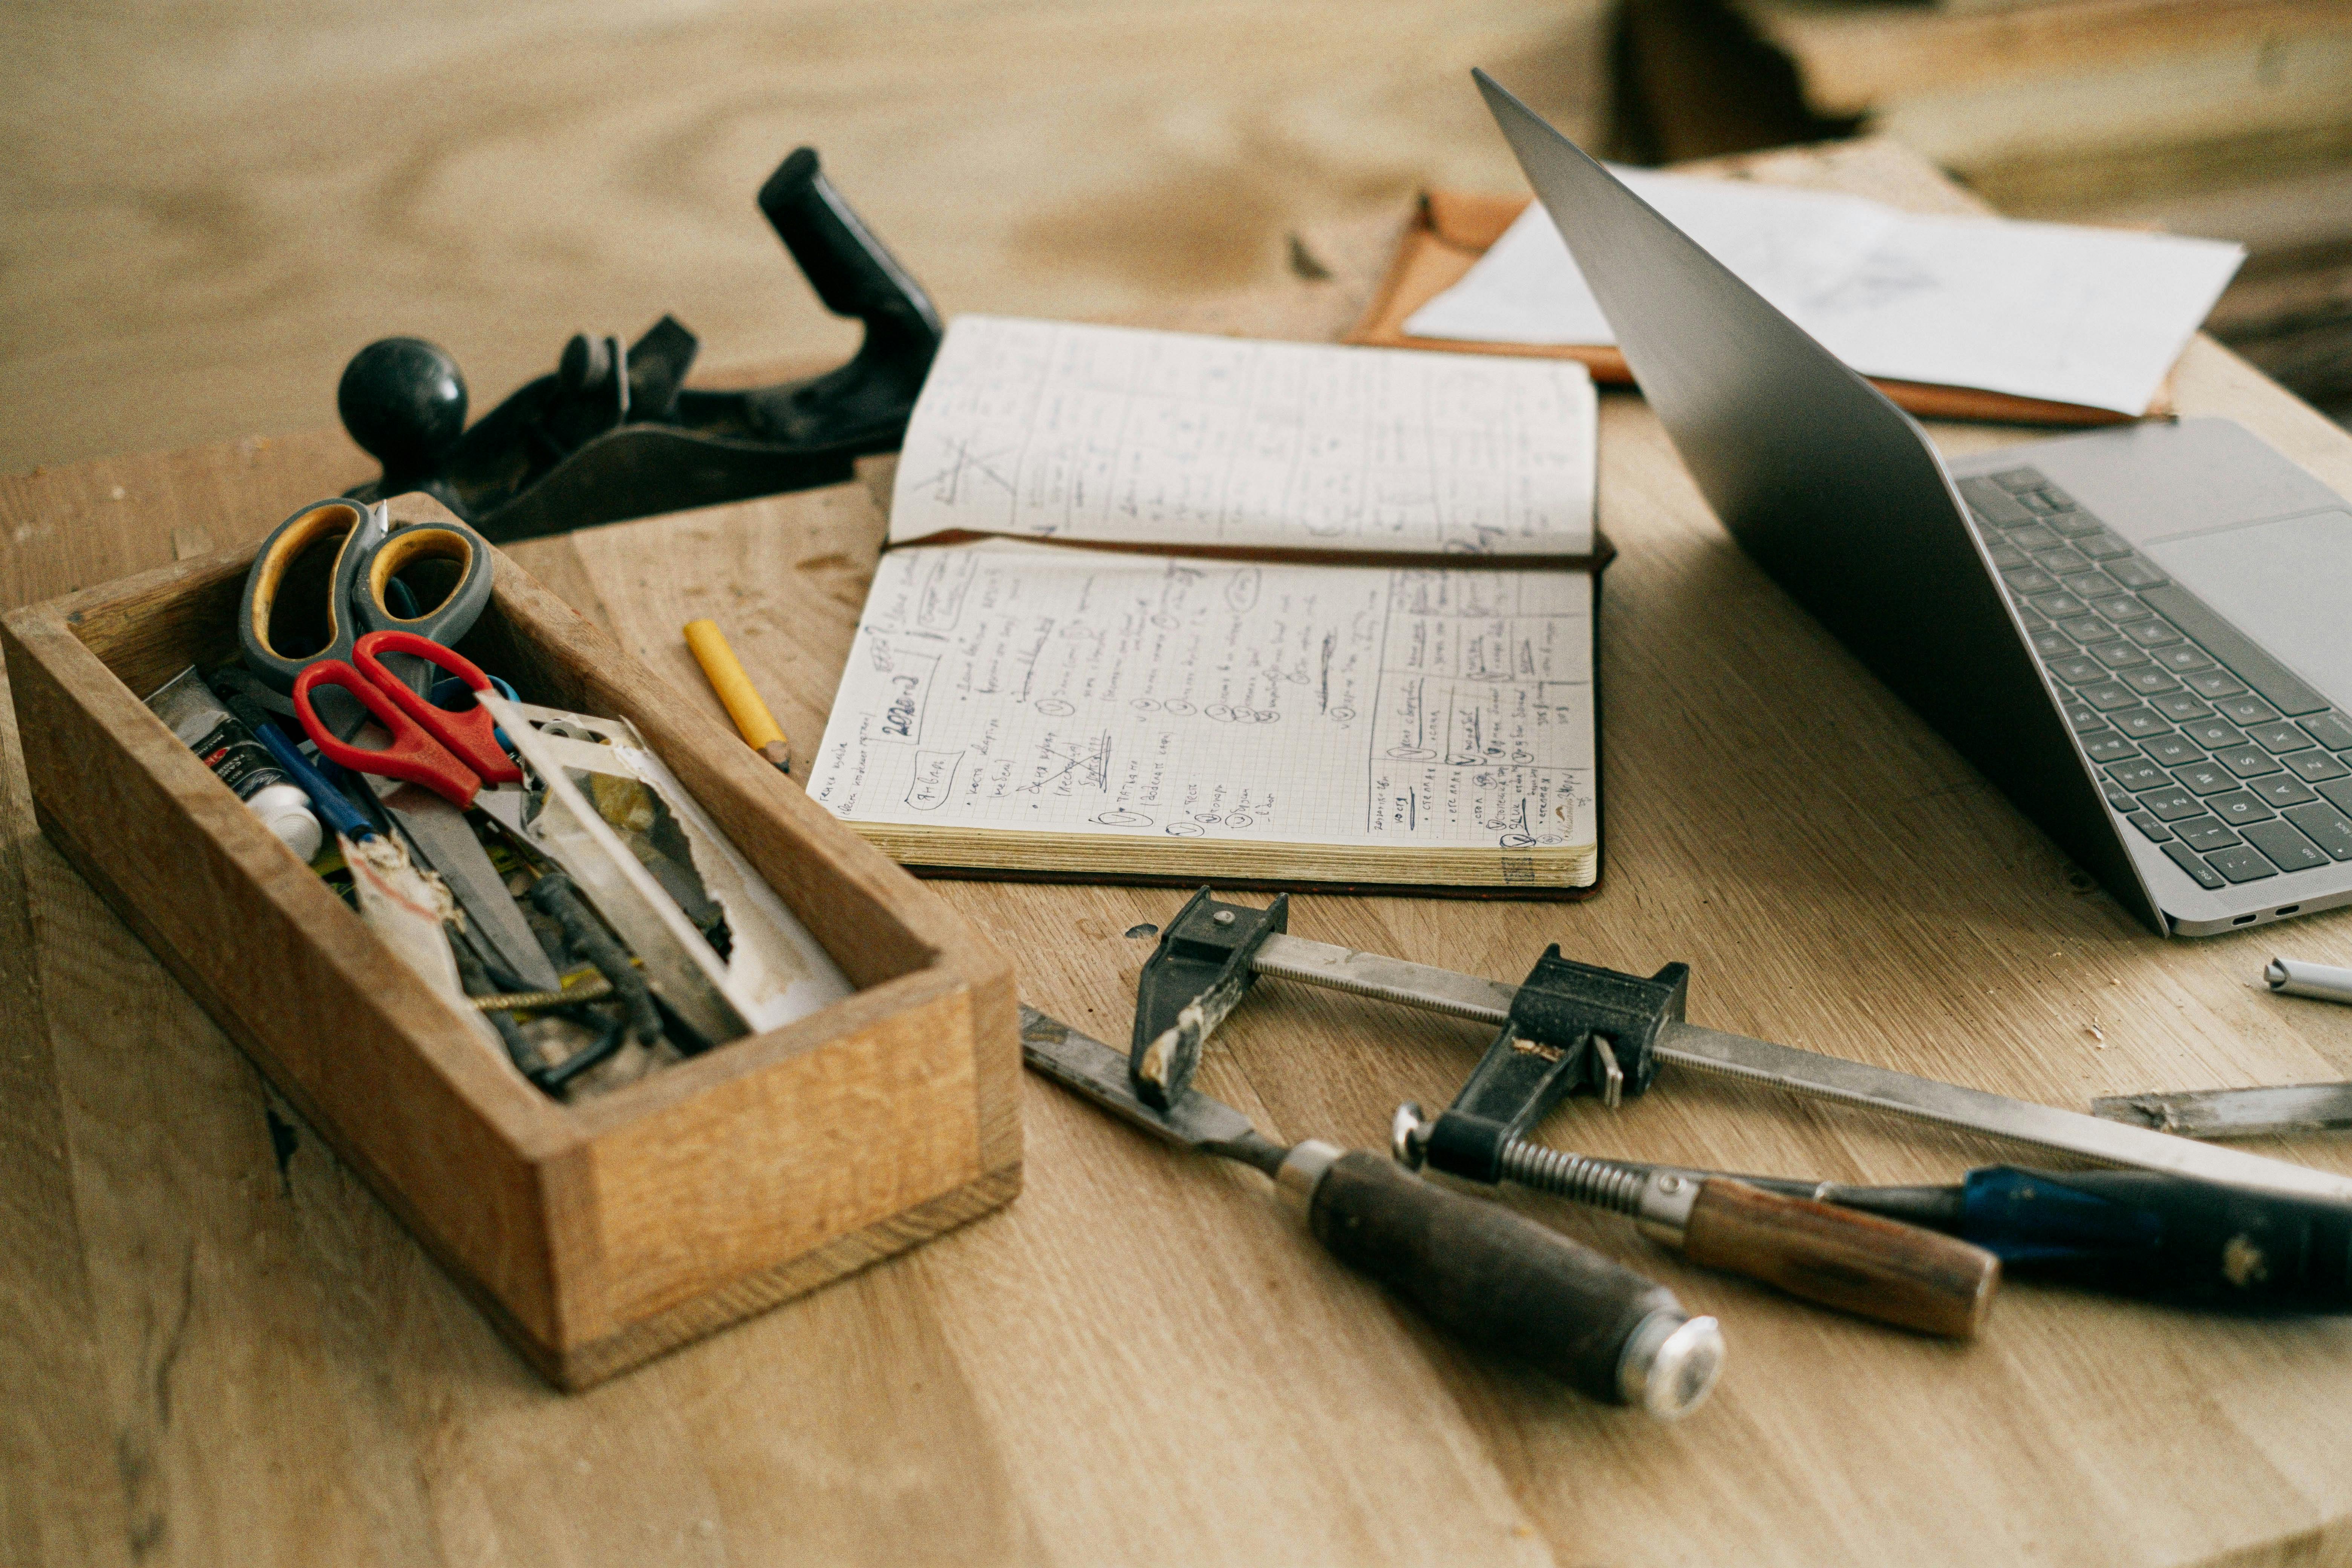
xmin=1300 ymin=1149 xmax=1723 ymax=1415
xmin=1675 ymin=1178 xmax=2000 ymax=1339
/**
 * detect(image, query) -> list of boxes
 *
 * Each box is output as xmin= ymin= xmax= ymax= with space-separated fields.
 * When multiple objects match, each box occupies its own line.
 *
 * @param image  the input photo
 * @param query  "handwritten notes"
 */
xmin=889 ymin=317 xmax=1596 ymax=556
xmin=804 ymin=542 xmax=1596 ymax=859
xmin=1405 ymin=173 xmax=2244 ymax=416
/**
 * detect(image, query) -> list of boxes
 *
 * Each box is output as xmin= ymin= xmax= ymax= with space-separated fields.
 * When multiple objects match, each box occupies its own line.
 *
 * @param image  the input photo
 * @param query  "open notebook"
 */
xmin=804 ymin=317 xmax=1606 ymax=896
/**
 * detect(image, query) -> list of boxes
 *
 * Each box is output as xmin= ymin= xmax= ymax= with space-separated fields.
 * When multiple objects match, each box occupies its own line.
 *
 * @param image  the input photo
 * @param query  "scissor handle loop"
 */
xmin=352 ymin=630 xmax=522 ymax=786
xmin=292 ymin=659 xmax=481 ymax=807
xmin=353 ymin=523 xmax=495 ymax=645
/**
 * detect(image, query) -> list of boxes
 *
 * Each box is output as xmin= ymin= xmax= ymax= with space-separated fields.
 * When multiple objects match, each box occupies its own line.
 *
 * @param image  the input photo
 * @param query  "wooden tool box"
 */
xmin=0 ymin=534 xmax=1021 ymax=1389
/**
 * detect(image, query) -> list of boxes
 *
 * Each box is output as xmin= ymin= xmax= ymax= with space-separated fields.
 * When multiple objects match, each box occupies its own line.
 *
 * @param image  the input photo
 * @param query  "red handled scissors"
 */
xmin=292 ymin=629 xmax=522 ymax=805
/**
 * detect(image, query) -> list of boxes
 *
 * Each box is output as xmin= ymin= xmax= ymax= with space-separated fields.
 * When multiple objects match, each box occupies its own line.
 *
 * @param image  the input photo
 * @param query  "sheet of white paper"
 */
xmin=889 ymin=317 xmax=1596 ymax=556
xmin=1404 ymin=171 xmax=2245 ymax=415
xmin=804 ymin=541 xmax=1596 ymax=853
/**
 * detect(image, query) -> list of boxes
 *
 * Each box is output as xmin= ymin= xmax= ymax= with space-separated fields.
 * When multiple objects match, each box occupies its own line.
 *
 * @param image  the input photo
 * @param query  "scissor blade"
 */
xmin=381 ymin=786 xmax=560 ymax=992
xmin=1019 ymin=1005 xmax=1259 ymax=1151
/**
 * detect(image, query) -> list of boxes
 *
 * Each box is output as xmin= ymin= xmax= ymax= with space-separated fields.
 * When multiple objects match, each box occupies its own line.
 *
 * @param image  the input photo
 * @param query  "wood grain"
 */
xmin=0 ymin=0 xmax=1615 ymax=476
xmin=7 ymin=137 xmax=2352 ymax=1566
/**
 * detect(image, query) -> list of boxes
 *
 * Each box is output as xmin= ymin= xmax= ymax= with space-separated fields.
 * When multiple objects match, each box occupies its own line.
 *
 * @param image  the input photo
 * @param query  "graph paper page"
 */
xmin=804 ymin=541 xmax=1596 ymax=852
xmin=887 ymin=317 xmax=1596 ymax=556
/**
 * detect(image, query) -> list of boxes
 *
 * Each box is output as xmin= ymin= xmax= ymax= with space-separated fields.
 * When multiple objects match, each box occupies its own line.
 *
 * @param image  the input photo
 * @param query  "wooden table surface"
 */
xmin=7 ymin=140 xmax=2352 ymax=1568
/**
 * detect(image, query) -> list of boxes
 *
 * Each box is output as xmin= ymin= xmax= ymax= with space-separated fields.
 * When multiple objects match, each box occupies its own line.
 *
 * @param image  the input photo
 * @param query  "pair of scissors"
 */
xmin=237 ymin=499 xmax=557 ymax=993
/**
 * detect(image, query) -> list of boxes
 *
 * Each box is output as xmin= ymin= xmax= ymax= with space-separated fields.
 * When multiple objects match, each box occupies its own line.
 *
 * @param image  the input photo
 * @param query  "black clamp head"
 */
xmin=1129 ymin=888 xmax=1289 ymax=1110
xmin=1424 ymin=947 xmax=1690 ymax=1184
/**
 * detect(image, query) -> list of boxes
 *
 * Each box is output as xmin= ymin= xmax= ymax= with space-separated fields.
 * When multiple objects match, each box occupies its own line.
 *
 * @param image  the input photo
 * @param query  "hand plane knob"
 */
xmin=338 ymin=335 xmax=469 ymax=489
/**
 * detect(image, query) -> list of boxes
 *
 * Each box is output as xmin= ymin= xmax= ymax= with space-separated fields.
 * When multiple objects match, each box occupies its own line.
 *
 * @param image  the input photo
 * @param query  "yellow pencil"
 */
xmin=682 ymin=619 xmax=792 ymax=775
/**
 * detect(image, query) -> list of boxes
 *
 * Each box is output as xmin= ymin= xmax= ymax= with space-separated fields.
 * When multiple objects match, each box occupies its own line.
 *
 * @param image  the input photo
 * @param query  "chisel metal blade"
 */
xmin=1247 ymin=934 xmax=2352 ymax=1210
xmin=2093 ymin=1082 xmax=2352 ymax=1141
xmin=1020 ymin=1004 xmax=1268 ymax=1159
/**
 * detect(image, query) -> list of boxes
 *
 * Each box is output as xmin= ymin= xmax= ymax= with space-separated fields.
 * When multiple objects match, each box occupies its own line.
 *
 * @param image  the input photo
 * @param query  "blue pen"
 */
xmin=241 ymin=706 xmax=378 ymax=843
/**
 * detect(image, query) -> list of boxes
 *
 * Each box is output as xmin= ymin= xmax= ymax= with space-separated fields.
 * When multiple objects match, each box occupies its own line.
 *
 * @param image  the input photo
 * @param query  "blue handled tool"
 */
xmin=1614 ymin=1160 xmax=2352 ymax=1309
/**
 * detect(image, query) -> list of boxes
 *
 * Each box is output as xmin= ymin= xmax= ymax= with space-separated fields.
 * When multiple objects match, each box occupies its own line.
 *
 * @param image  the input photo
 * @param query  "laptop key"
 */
xmin=2215 ymin=745 xmax=2282 ymax=779
xmin=2028 ymin=590 xmax=2087 ymax=618
xmin=2283 ymin=802 xmax=2352 ymax=861
xmin=2248 ymin=721 xmax=2314 ymax=753
xmin=2174 ymin=816 xmax=2238 ymax=852
xmin=2151 ymin=692 xmax=2213 ymax=722
xmin=2242 ymin=821 xmax=2330 ymax=874
xmin=2082 ymin=730 xmax=2139 ymax=763
xmin=2104 ymin=785 xmax=2138 ymax=812
xmin=2287 ymin=750 xmax=2351 ymax=782
xmin=2173 ymin=762 xmax=2237 ymax=796
xmin=2010 ymin=524 xmax=2064 ymax=551
xmin=2078 ymin=684 xmax=2140 ymax=714
xmin=2048 ymin=513 xmax=2107 ymax=539
xmin=2207 ymin=790 xmax=2277 ymax=826
xmin=2060 ymin=572 xmax=2114 ymax=602
xmin=2140 ymin=734 xmax=2203 ymax=767
xmin=2321 ymin=778 xmax=2352 ymax=816
xmin=2003 ymin=568 xmax=2058 ymax=596
xmin=2184 ymin=669 xmax=2247 ymax=698
xmin=2113 ymin=708 xmax=2172 ymax=739
xmin=2088 ymin=594 xmax=2152 ymax=623
xmin=2093 ymin=642 xmax=2150 ymax=670
xmin=2162 ymin=842 xmax=2227 ymax=889
xmin=2181 ymin=717 xmax=2245 ymax=750
xmin=1960 ymin=477 xmax=2034 ymax=525
xmin=2139 ymin=581 xmax=2332 ymax=717
xmin=2106 ymin=760 xmax=2169 ymax=792
xmin=2021 ymin=491 xmax=2061 ymax=514
xmin=2152 ymin=644 xmax=2214 ymax=673
xmin=2106 ymin=559 xmax=2169 ymax=591
xmin=2126 ymin=812 xmax=2170 ymax=842
xmin=2035 ymin=484 xmax=2078 ymax=510
xmin=2214 ymin=693 xmax=2280 ymax=727
xmin=2074 ymin=530 xmax=2133 ymax=560
xmin=2121 ymin=619 xmax=2184 ymax=648
xmin=2058 ymin=616 xmax=2121 ymax=645
xmin=2205 ymin=844 xmax=2279 ymax=884
xmin=2029 ymin=629 xmax=2075 ymax=658
xmin=2135 ymin=785 xmax=2203 ymax=821
xmin=1989 ymin=543 xmax=2032 ymax=571
xmin=2121 ymin=668 xmax=2178 ymax=695
xmin=2252 ymin=774 xmax=2316 ymax=808
xmin=2303 ymin=712 xmax=2352 ymax=751
xmin=2049 ymin=654 xmax=2106 ymax=684
xmin=1989 ymin=468 xmax=2044 ymax=493
xmin=2035 ymin=546 xmax=2092 ymax=574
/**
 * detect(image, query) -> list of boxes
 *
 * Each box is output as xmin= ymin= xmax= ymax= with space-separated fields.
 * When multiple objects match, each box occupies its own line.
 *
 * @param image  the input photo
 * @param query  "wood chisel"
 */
xmin=1018 ymin=1004 xmax=1726 ymax=1417
xmin=1128 ymin=891 xmax=2352 ymax=1214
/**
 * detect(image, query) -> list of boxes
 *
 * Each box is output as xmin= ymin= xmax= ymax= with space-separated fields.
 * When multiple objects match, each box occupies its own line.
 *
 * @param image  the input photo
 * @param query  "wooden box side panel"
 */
xmin=1 ymin=604 xmax=582 ymax=1347
xmin=585 ymin=973 xmax=995 ymax=1326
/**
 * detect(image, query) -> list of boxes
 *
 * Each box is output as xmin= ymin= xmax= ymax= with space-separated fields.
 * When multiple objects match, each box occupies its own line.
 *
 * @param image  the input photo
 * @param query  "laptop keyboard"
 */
xmin=1960 ymin=467 xmax=2352 ymax=894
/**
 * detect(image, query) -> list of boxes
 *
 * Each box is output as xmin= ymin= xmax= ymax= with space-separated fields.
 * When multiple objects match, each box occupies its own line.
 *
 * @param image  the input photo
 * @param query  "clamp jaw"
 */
xmin=1419 ymin=949 xmax=1689 ymax=1184
xmin=1130 ymin=889 xmax=1289 ymax=1109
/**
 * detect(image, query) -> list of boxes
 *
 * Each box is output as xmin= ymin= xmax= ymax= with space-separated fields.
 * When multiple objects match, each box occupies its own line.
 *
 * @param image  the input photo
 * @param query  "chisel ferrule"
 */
xmin=1274 ymin=1139 xmax=1342 ymax=1217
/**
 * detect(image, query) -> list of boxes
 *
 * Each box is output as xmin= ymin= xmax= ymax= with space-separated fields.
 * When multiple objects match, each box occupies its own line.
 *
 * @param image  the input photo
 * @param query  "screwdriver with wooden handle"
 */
xmin=1393 ymin=1103 xmax=2002 ymax=1338
xmin=1021 ymin=1006 xmax=1726 ymax=1416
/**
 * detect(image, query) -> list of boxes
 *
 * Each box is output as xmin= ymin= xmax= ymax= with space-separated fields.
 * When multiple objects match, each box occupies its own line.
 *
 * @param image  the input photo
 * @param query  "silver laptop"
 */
xmin=1476 ymin=70 xmax=2352 ymax=937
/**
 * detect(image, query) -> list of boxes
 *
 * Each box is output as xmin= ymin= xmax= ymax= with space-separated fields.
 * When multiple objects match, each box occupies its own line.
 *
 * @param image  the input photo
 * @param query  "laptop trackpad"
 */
xmin=2145 ymin=510 xmax=2352 ymax=707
